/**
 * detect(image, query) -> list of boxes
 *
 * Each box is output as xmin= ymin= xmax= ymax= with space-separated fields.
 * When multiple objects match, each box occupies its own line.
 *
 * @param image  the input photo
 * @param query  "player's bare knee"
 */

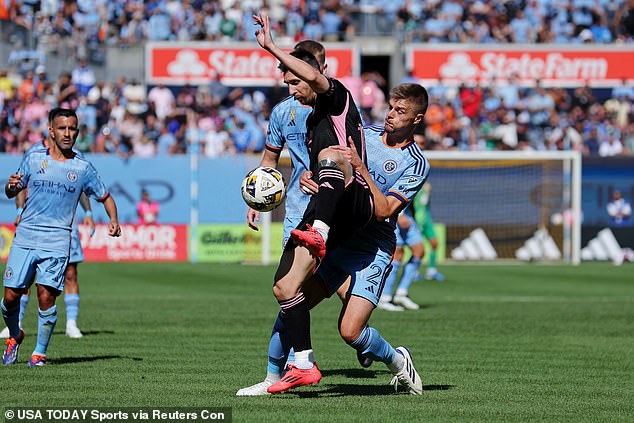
xmin=3 ymin=288 xmax=23 ymax=307
xmin=430 ymin=238 xmax=438 ymax=249
xmin=411 ymin=243 xmax=425 ymax=258
xmin=394 ymin=247 xmax=404 ymax=262
xmin=272 ymin=282 xmax=298 ymax=302
xmin=65 ymin=264 xmax=77 ymax=281
xmin=339 ymin=321 xmax=362 ymax=345
xmin=318 ymin=150 xmax=353 ymax=181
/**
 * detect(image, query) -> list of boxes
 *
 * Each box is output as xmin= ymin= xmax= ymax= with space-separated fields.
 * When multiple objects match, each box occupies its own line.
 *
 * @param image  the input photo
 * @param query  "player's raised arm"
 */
xmin=253 ymin=13 xmax=329 ymax=94
xmin=101 ymin=195 xmax=121 ymax=237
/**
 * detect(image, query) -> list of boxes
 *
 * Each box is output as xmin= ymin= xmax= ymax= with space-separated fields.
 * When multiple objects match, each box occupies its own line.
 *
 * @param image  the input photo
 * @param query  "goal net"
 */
xmin=265 ymin=151 xmax=581 ymax=265
xmin=424 ymin=151 xmax=581 ymax=264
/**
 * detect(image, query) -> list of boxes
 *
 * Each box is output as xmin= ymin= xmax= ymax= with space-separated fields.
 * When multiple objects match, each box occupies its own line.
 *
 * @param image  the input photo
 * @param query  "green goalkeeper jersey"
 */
xmin=413 ymin=184 xmax=431 ymax=227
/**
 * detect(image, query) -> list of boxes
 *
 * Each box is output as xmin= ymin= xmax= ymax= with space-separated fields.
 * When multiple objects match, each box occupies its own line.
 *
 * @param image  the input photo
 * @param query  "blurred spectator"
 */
xmin=607 ymin=191 xmax=632 ymax=227
xmin=147 ymin=83 xmax=175 ymax=121
xmin=137 ymin=190 xmax=159 ymax=224
xmin=71 ymin=58 xmax=96 ymax=97
xmin=75 ymin=123 xmax=94 ymax=153
xmin=56 ymin=72 xmax=78 ymax=108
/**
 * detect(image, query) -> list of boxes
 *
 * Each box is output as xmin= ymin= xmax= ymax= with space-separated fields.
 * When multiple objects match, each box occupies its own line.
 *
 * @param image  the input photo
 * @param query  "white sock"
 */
xmin=265 ymin=371 xmax=281 ymax=383
xmin=395 ymin=288 xmax=408 ymax=297
xmin=379 ymin=294 xmax=392 ymax=303
xmin=387 ymin=351 xmax=404 ymax=373
xmin=294 ymin=349 xmax=315 ymax=370
xmin=312 ymin=220 xmax=330 ymax=243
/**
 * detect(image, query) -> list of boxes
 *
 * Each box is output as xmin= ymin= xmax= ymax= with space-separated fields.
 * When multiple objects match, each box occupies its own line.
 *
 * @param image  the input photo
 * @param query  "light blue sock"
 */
xmin=64 ymin=294 xmax=80 ymax=322
xmin=267 ymin=312 xmax=293 ymax=376
xmin=349 ymin=326 xmax=396 ymax=364
xmin=34 ymin=306 xmax=58 ymax=356
xmin=19 ymin=295 xmax=29 ymax=324
xmin=1 ymin=299 xmax=21 ymax=338
xmin=397 ymin=257 xmax=422 ymax=294
xmin=381 ymin=261 xmax=401 ymax=299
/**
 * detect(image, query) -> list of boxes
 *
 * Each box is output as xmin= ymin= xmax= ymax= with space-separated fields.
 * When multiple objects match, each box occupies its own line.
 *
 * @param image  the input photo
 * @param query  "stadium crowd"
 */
xmin=0 ymin=0 xmax=633 ymax=156
xmin=3 ymin=0 xmax=634 ymax=52
xmin=0 ymin=61 xmax=633 ymax=157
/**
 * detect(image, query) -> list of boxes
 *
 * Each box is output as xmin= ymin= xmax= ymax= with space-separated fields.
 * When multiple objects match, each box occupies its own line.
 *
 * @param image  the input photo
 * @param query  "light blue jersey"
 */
xmin=13 ymin=149 xmax=109 ymax=256
xmin=318 ymin=125 xmax=430 ymax=305
xmin=347 ymin=125 xmax=430 ymax=254
xmin=265 ymin=96 xmax=312 ymax=244
xmin=21 ymin=141 xmax=85 ymax=262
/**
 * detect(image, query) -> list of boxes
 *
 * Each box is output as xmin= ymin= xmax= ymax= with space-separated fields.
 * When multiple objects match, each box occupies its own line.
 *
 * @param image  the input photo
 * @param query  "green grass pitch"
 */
xmin=1 ymin=263 xmax=633 ymax=422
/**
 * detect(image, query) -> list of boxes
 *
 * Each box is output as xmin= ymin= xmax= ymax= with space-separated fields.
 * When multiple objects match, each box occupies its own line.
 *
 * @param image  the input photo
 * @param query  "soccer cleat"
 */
xmin=236 ymin=380 xmax=274 ymax=396
xmin=392 ymin=295 xmax=420 ymax=310
xmin=65 ymin=321 xmax=83 ymax=338
xmin=26 ymin=354 xmax=47 ymax=367
xmin=267 ymin=364 xmax=322 ymax=394
xmin=290 ymin=225 xmax=326 ymax=260
xmin=425 ymin=269 xmax=445 ymax=282
xmin=432 ymin=272 xmax=445 ymax=282
xmin=390 ymin=347 xmax=423 ymax=395
xmin=2 ymin=330 xmax=24 ymax=365
xmin=357 ymin=350 xmax=373 ymax=368
xmin=377 ymin=300 xmax=405 ymax=312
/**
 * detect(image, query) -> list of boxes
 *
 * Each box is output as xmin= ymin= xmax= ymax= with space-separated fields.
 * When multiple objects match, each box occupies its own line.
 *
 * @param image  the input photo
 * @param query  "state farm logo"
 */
xmin=165 ymin=49 xmax=283 ymax=79
xmin=440 ymin=53 xmax=479 ymax=79
xmin=159 ymin=48 xmax=341 ymax=80
xmin=438 ymin=52 xmax=608 ymax=81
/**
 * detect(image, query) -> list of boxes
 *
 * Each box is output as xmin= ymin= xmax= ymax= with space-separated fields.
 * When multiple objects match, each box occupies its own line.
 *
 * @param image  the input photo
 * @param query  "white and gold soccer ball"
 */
xmin=241 ymin=167 xmax=286 ymax=212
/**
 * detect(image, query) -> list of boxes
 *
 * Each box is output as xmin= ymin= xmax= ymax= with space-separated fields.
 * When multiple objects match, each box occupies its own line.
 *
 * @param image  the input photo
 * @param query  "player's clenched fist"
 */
xmin=109 ymin=222 xmax=121 ymax=237
xmin=8 ymin=173 xmax=24 ymax=188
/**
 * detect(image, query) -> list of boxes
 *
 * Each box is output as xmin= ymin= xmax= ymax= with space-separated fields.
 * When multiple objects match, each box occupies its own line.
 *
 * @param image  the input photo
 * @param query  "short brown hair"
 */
xmin=294 ymin=40 xmax=326 ymax=68
xmin=389 ymin=83 xmax=429 ymax=116
xmin=278 ymin=49 xmax=321 ymax=74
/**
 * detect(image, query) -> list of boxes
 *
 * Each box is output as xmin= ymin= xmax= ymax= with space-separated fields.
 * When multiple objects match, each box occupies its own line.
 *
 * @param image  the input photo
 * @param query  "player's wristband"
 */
xmin=16 ymin=208 xmax=23 ymax=216
xmin=85 ymin=211 xmax=93 ymax=217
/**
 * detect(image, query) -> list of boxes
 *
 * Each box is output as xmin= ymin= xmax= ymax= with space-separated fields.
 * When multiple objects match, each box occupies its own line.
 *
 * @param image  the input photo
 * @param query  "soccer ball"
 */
xmin=241 ymin=167 xmax=286 ymax=212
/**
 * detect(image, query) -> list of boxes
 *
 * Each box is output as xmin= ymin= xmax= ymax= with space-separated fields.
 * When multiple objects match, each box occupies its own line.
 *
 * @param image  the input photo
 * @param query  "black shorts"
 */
xmin=275 ymin=172 xmax=374 ymax=283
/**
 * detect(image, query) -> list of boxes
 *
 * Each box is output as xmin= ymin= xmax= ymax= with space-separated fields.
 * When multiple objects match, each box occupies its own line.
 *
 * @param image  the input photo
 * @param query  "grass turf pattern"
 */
xmin=1 ymin=263 xmax=632 ymax=422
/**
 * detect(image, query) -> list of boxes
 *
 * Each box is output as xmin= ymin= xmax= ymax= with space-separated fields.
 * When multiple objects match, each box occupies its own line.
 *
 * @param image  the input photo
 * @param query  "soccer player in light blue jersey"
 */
xmin=0 ymin=125 xmax=96 ymax=340
xmin=2 ymin=108 xmax=121 ymax=367
xmin=240 ymin=83 xmax=430 ymax=395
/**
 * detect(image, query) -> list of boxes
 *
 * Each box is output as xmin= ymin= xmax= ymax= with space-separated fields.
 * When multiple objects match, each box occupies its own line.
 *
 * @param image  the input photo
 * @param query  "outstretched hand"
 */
xmin=253 ymin=13 xmax=274 ymax=51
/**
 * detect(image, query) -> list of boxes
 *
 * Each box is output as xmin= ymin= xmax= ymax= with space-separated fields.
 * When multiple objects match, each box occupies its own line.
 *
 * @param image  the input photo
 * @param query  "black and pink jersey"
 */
xmin=306 ymin=78 xmax=366 ymax=177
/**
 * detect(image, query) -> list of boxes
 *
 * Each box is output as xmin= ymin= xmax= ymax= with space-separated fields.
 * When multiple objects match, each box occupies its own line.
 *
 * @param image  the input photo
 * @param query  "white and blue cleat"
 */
xmin=390 ymin=346 xmax=423 ymax=395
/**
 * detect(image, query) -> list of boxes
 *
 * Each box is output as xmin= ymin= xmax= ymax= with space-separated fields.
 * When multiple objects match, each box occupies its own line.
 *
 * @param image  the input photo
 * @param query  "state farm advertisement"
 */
xmin=146 ymin=42 xmax=359 ymax=86
xmin=406 ymin=45 xmax=634 ymax=87
xmin=79 ymin=224 xmax=188 ymax=262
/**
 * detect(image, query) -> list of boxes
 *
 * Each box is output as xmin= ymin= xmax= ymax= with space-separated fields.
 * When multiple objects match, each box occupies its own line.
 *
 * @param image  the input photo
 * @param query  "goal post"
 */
xmin=263 ymin=150 xmax=581 ymax=265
